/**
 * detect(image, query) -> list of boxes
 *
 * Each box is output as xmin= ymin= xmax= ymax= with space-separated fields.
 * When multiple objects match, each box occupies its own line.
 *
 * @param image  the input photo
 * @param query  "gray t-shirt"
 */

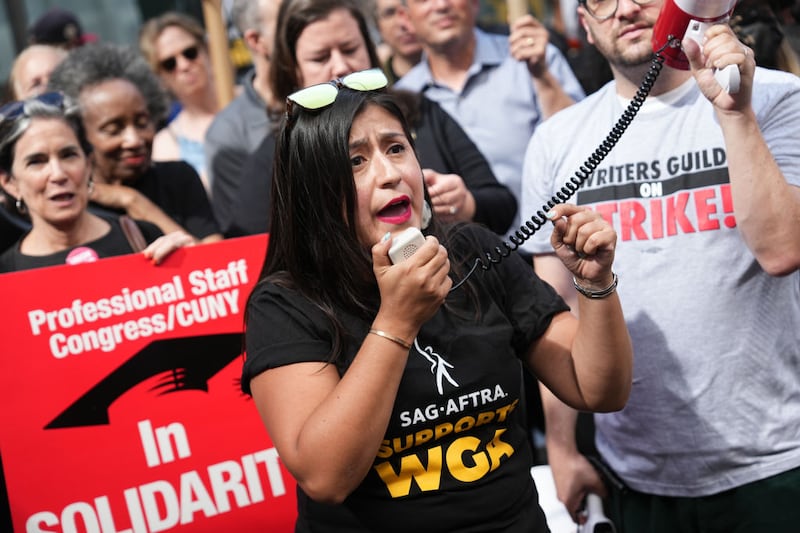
xmin=521 ymin=68 xmax=800 ymax=497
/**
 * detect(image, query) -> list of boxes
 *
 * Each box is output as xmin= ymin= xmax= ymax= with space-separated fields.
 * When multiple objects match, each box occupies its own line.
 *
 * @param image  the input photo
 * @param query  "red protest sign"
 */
xmin=0 ymin=235 xmax=298 ymax=532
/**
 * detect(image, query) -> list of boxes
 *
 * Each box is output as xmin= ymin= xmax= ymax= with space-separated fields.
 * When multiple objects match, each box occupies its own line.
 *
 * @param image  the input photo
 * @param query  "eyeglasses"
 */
xmin=285 ymin=68 xmax=389 ymax=122
xmin=0 ymin=92 xmax=65 ymax=123
xmin=579 ymin=0 xmax=657 ymax=21
xmin=159 ymin=45 xmax=200 ymax=72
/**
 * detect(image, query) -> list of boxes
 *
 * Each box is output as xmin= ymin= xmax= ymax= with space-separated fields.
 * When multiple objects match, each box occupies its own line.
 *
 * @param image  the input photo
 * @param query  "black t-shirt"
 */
xmin=409 ymin=94 xmax=517 ymax=235
xmin=0 ymin=216 xmax=162 ymax=273
xmin=92 ymin=161 xmax=220 ymax=240
xmin=226 ymin=133 xmax=275 ymax=238
xmin=243 ymin=225 xmax=567 ymax=532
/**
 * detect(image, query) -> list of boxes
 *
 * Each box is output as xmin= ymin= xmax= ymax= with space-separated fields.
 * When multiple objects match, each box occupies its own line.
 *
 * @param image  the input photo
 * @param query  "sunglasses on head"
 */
xmin=285 ymin=68 xmax=389 ymax=122
xmin=159 ymin=45 xmax=200 ymax=72
xmin=0 ymin=92 xmax=65 ymax=123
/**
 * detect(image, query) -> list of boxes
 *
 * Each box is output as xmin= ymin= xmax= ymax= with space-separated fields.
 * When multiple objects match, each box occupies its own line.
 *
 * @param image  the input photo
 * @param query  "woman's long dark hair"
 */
xmin=249 ymin=88 xmax=447 ymax=360
xmin=269 ymin=89 xmax=420 ymax=303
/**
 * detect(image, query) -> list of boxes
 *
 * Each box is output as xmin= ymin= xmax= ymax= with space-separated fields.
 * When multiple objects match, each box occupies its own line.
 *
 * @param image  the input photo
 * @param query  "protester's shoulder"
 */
xmin=206 ymin=91 xmax=253 ymax=138
xmin=535 ymin=81 xmax=615 ymax=134
xmin=447 ymin=222 xmax=505 ymax=255
xmin=247 ymin=277 xmax=321 ymax=320
xmin=751 ymin=67 xmax=800 ymax=120
xmin=417 ymin=95 xmax=448 ymax=120
xmin=0 ymin=243 xmax=17 ymax=274
xmin=754 ymin=65 xmax=800 ymax=85
xmin=152 ymin=160 xmax=203 ymax=182
xmin=248 ymin=278 xmax=285 ymax=303
xmin=474 ymin=27 xmax=511 ymax=53
xmin=396 ymin=62 xmax=429 ymax=91
xmin=544 ymin=41 xmax=574 ymax=68
xmin=207 ymin=71 xmax=269 ymax=135
xmin=753 ymin=66 xmax=800 ymax=98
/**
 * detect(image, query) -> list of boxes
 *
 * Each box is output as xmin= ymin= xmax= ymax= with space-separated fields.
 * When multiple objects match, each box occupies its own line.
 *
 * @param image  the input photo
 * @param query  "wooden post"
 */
xmin=507 ymin=0 xmax=529 ymax=22
xmin=201 ymin=0 xmax=235 ymax=108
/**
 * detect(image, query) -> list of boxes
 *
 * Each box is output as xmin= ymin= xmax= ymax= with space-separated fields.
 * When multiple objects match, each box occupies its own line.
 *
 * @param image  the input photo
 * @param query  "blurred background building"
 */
xmin=0 ymin=0 xmax=254 ymax=103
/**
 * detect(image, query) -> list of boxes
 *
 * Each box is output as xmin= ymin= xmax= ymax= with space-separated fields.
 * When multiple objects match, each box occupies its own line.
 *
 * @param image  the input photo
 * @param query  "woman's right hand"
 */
xmin=143 ymin=231 xmax=194 ymax=265
xmin=371 ymin=232 xmax=451 ymax=337
xmin=550 ymin=450 xmax=608 ymax=524
xmin=92 ymin=182 xmax=191 ymax=238
xmin=90 ymin=182 xmax=137 ymax=210
xmin=423 ymin=169 xmax=476 ymax=223
xmin=546 ymin=204 xmax=616 ymax=287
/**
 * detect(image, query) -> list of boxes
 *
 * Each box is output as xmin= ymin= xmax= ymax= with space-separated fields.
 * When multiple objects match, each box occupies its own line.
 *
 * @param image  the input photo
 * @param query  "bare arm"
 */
xmin=534 ymin=253 xmax=608 ymax=521
xmin=249 ymin=235 xmax=452 ymax=503
xmin=91 ymin=182 xmax=221 ymax=244
xmin=92 ymin=182 xmax=185 ymax=234
xmin=525 ymin=204 xmax=632 ymax=412
xmin=509 ymin=15 xmax=576 ymax=119
xmin=250 ymin=337 xmax=411 ymax=504
xmin=685 ymin=26 xmax=800 ymax=275
xmin=528 ymin=288 xmax=630 ymax=412
xmin=151 ymin=129 xmax=181 ymax=162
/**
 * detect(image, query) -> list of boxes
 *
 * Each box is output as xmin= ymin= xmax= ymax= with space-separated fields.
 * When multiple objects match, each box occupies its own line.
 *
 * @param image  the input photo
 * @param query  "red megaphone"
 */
xmin=652 ymin=0 xmax=738 ymax=70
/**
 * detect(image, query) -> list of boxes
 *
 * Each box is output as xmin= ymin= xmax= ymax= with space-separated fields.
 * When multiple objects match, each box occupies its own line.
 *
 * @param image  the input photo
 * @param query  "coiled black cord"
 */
xmin=450 ymin=44 xmax=673 ymax=292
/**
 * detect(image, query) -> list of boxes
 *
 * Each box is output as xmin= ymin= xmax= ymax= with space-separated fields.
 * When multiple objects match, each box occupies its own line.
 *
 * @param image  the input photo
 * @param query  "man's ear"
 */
xmin=243 ymin=28 xmax=262 ymax=54
xmin=578 ymin=8 xmax=595 ymax=46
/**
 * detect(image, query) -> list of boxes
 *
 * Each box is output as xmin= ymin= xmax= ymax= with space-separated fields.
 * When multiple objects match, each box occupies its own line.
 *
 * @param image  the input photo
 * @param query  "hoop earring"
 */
xmin=15 ymin=197 xmax=26 ymax=215
xmin=421 ymin=200 xmax=432 ymax=229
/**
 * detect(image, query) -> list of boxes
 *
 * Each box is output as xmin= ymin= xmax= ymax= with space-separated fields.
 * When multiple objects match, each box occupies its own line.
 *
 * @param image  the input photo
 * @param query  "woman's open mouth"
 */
xmin=50 ymin=192 xmax=76 ymax=204
xmin=377 ymin=197 xmax=412 ymax=224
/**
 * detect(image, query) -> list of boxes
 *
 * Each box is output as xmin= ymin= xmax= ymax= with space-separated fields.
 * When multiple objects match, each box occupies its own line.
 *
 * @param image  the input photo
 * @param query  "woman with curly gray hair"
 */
xmin=48 ymin=43 xmax=221 ymax=244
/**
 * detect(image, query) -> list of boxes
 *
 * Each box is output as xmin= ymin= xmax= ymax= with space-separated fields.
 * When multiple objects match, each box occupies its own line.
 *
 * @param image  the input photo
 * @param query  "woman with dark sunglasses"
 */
xmin=139 ymin=11 xmax=219 ymax=192
xmin=222 ymin=0 xmax=517 ymax=239
xmin=242 ymin=79 xmax=632 ymax=532
xmin=0 ymin=94 xmax=193 ymax=273
xmin=47 ymin=42 xmax=222 ymax=246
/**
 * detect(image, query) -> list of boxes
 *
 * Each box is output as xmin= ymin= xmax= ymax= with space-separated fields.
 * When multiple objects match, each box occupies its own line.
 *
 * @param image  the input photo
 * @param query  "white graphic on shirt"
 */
xmin=413 ymin=339 xmax=459 ymax=395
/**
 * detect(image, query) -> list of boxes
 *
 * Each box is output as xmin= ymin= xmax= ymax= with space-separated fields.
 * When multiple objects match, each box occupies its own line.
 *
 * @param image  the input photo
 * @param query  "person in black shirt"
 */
xmin=47 ymin=43 xmax=222 ymax=244
xmin=241 ymin=71 xmax=632 ymax=532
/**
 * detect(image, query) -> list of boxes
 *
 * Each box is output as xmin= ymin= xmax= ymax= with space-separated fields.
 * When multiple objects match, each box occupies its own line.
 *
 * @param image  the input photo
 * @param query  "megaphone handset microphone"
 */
xmin=442 ymin=0 xmax=742 ymax=289
xmin=577 ymin=493 xmax=617 ymax=533
xmin=651 ymin=0 xmax=740 ymax=92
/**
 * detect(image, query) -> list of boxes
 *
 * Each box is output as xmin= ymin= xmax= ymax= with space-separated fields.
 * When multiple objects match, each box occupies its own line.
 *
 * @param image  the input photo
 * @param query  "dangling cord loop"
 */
xmin=449 ymin=47 xmax=670 ymax=291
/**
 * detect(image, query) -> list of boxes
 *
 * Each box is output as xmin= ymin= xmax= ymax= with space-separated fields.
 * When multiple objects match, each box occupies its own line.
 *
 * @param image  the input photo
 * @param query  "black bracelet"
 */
xmin=573 ymin=272 xmax=619 ymax=299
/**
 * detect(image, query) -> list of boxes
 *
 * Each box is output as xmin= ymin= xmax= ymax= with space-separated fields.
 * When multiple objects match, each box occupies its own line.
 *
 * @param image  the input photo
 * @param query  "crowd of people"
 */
xmin=2 ymin=1 xmax=799 ymax=531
